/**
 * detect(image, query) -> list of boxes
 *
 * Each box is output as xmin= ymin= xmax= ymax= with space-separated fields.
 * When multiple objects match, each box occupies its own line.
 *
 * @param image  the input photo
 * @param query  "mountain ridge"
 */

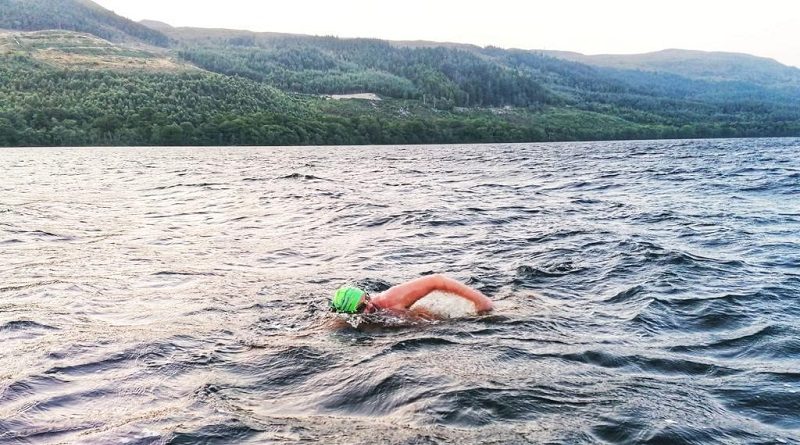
xmin=542 ymin=48 xmax=800 ymax=88
xmin=137 ymin=18 xmax=800 ymax=84
xmin=141 ymin=20 xmax=800 ymax=104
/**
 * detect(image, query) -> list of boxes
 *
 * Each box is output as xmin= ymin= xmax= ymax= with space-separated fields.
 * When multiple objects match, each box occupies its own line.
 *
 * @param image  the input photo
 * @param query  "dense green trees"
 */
xmin=179 ymin=41 xmax=555 ymax=108
xmin=1 ymin=53 xmax=797 ymax=147
xmin=0 ymin=0 xmax=798 ymax=147
xmin=172 ymin=34 xmax=800 ymax=138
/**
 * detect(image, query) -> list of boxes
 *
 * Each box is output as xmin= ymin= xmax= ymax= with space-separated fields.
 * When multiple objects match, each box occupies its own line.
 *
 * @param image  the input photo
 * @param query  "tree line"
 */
xmin=1 ymin=56 xmax=797 ymax=147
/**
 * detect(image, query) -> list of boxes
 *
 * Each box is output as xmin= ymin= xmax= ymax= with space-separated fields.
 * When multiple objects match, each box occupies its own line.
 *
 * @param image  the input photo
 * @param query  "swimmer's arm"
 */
xmin=375 ymin=274 xmax=494 ymax=312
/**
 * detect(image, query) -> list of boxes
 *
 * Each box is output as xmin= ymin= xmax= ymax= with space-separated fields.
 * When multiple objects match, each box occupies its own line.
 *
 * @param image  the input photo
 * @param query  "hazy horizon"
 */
xmin=92 ymin=0 xmax=800 ymax=68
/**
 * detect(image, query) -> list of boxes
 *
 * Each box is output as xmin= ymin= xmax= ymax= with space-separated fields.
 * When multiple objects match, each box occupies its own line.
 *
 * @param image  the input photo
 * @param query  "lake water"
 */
xmin=1 ymin=139 xmax=799 ymax=444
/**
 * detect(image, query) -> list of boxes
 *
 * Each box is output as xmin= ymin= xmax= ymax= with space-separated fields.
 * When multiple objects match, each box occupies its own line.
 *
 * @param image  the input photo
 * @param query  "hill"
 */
xmin=2 ymin=32 xmax=684 ymax=147
xmin=137 ymin=20 xmax=173 ymax=32
xmin=173 ymin=33 xmax=556 ymax=108
xmin=0 ymin=29 xmax=190 ymax=71
xmin=162 ymin=28 xmax=800 ymax=132
xmin=0 ymin=0 xmax=170 ymax=47
xmin=543 ymin=49 xmax=800 ymax=89
xmin=161 ymin=25 xmax=800 ymax=109
xmin=0 ymin=0 xmax=798 ymax=147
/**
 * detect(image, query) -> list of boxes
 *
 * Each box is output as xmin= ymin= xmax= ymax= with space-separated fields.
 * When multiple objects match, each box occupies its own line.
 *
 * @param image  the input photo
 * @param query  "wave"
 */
xmin=669 ymin=324 xmax=800 ymax=359
xmin=2 ymin=140 xmax=799 ymax=442
xmin=0 ymin=320 xmax=57 ymax=332
xmin=150 ymin=182 xmax=227 ymax=190
xmin=601 ymin=285 xmax=646 ymax=304
xmin=554 ymin=349 xmax=739 ymax=377
xmin=514 ymin=262 xmax=586 ymax=283
xmin=278 ymin=173 xmax=329 ymax=181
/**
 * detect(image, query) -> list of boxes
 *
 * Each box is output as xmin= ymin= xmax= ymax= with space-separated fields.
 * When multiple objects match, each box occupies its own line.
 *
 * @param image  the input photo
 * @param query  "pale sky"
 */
xmin=94 ymin=0 xmax=800 ymax=67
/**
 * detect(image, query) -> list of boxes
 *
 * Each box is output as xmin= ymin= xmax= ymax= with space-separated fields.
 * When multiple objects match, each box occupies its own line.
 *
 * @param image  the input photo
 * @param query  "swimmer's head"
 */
xmin=330 ymin=287 xmax=370 ymax=313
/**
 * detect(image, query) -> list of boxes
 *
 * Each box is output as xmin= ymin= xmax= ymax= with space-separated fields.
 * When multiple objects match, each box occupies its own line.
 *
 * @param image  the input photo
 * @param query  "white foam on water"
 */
xmin=409 ymin=291 xmax=478 ymax=318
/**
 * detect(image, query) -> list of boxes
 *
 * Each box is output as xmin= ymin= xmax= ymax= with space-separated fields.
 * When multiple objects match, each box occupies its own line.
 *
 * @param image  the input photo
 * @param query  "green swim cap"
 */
xmin=331 ymin=287 xmax=366 ymax=313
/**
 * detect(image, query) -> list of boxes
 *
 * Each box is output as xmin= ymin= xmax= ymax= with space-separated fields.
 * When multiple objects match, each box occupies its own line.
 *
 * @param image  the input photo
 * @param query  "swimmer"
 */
xmin=330 ymin=274 xmax=493 ymax=315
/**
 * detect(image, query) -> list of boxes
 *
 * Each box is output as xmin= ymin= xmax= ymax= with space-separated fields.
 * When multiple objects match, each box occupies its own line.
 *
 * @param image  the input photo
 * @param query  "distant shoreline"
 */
xmin=3 ymin=135 xmax=799 ymax=150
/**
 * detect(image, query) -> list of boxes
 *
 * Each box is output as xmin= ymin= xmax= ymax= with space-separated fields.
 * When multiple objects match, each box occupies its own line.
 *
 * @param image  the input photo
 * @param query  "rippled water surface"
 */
xmin=1 ymin=139 xmax=799 ymax=444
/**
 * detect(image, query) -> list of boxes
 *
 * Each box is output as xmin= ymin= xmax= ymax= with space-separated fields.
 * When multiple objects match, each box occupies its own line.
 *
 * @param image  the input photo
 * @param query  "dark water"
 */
xmin=1 ymin=138 xmax=799 ymax=444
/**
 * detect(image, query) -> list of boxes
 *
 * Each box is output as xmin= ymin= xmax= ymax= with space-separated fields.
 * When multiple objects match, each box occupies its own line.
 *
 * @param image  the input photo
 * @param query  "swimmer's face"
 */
xmin=357 ymin=293 xmax=375 ymax=313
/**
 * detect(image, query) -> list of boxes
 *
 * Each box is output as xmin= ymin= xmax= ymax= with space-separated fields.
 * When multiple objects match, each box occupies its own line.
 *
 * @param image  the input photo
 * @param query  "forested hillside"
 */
xmin=177 ymin=36 xmax=556 ymax=108
xmin=0 ymin=0 xmax=798 ymax=147
xmin=174 ymin=33 xmax=800 ymax=110
xmin=544 ymin=49 xmax=800 ymax=89
xmin=0 ymin=0 xmax=170 ymax=46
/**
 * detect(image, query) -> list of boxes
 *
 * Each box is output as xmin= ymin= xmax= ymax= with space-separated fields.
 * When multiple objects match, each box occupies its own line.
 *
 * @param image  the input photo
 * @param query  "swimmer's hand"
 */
xmin=372 ymin=274 xmax=494 ymax=313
